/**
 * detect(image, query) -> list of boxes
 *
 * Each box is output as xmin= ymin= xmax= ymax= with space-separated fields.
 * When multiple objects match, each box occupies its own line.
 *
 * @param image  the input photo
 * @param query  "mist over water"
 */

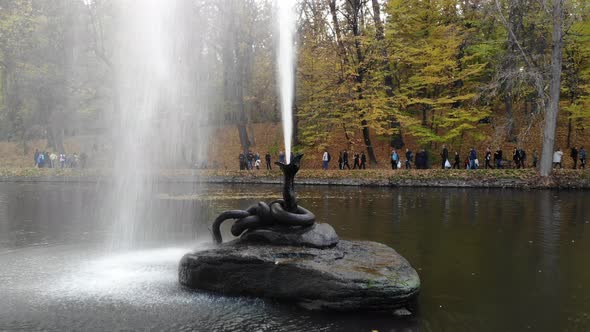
xmin=277 ymin=0 xmax=297 ymax=164
xmin=105 ymin=0 xmax=211 ymax=249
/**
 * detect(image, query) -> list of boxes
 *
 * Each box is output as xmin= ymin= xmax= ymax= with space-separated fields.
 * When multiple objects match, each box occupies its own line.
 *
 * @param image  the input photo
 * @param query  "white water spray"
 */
xmin=105 ymin=0 xmax=211 ymax=249
xmin=277 ymin=0 xmax=297 ymax=164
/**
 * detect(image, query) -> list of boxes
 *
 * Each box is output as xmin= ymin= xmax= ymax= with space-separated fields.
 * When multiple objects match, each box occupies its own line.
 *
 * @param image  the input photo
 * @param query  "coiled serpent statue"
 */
xmin=212 ymin=154 xmax=316 ymax=244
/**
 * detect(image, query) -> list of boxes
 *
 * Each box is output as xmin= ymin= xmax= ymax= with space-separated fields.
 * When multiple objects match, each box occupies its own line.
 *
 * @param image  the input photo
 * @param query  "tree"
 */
xmin=386 ymin=0 xmax=491 ymax=146
xmin=539 ymin=0 xmax=564 ymax=176
xmin=370 ymin=0 xmax=404 ymax=149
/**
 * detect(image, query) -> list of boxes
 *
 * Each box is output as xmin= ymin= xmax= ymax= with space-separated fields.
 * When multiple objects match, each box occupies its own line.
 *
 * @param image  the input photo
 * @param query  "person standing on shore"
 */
xmin=405 ymin=149 xmax=413 ymax=169
xmin=360 ymin=152 xmax=367 ymax=169
xmin=553 ymin=148 xmax=563 ymax=168
xmin=494 ymin=148 xmax=503 ymax=169
xmin=255 ymin=158 xmax=261 ymax=170
xmin=532 ymin=150 xmax=538 ymax=168
xmin=415 ymin=150 xmax=423 ymax=169
xmin=513 ymin=148 xmax=521 ymax=169
xmin=519 ymin=148 xmax=527 ymax=168
xmin=338 ymin=152 xmax=343 ymax=170
xmin=571 ymin=147 xmax=578 ymax=169
xmin=322 ymin=150 xmax=330 ymax=170
xmin=440 ymin=145 xmax=449 ymax=169
xmin=50 ymin=152 xmax=57 ymax=168
xmin=37 ymin=152 xmax=45 ymax=168
xmin=484 ymin=147 xmax=493 ymax=169
xmin=469 ymin=147 xmax=477 ymax=169
xmin=391 ymin=149 xmax=399 ymax=170
xmin=247 ymin=151 xmax=255 ymax=170
xmin=352 ymin=153 xmax=360 ymax=169
xmin=579 ymin=147 xmax=586 ymax=169
xmin=278 ymin=151 xmax=285 ymax=164
xmin=239 ymin=153 xmax=245 ymax=170
xmin=342 ymin=150 xmax=350 ymax=169
xmin=60 ymin=153 xmax=66 ymax=168
xmin=265 ymin=152 xmax=272 ymax=170
xmin=453 ymin=152 xmax=461 ymax=169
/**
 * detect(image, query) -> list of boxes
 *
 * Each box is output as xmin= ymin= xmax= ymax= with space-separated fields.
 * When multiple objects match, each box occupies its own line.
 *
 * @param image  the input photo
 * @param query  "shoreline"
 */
xmin=1 ymin=168 xmax=589 ymax=189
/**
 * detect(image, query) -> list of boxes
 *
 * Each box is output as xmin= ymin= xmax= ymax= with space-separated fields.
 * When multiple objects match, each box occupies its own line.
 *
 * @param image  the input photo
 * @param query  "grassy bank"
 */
xmin=1 ymin=167 xmax=589 ymax=189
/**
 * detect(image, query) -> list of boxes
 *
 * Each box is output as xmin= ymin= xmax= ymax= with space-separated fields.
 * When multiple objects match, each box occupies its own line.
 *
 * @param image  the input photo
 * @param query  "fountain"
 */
xmin=277 ymin=0 xmax=296 ymax=163
xmin=179 ymin=155 xmax=420 ymax=312
xmin=179 ymin=154 xmax=420 ymax=312
xmin=178 ymin=0 xmax=419 ymax=313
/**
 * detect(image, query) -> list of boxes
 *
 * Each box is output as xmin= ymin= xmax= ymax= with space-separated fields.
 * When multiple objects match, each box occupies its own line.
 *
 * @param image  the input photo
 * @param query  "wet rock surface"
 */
xmin=239 ymin=223 xmax=339 ymax=248
xmin=179 ymin=240 xmax=420 ymax=312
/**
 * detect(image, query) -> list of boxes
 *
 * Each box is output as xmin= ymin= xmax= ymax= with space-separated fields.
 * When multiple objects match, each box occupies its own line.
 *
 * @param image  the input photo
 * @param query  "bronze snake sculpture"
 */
xmin=211 ymin=154 xmax=316 ymax=244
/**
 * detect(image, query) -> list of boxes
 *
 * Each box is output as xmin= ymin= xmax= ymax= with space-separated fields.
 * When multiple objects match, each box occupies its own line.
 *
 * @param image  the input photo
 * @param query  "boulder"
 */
xmin=239 ymin=223 xmax=339 ymax=248
xmin=179 ymin=240 xmax=420 ymax=312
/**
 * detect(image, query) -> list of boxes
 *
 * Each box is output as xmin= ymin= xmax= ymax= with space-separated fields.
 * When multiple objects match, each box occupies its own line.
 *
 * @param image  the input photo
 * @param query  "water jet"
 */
xmin=178 ymin=155 xmax=420 ymax=312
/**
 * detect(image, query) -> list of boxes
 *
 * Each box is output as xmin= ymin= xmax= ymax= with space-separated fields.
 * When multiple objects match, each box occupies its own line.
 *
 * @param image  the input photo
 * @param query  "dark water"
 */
xmin=0 ymin=182 xmax=589 ymax=332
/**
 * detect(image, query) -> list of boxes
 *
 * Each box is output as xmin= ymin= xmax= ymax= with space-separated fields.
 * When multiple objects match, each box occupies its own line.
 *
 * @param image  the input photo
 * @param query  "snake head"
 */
xmin=275 ymin=153 xmax=304 ymax=177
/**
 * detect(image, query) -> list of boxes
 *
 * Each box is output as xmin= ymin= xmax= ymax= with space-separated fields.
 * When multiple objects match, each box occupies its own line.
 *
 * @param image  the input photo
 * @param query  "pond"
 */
xmin=0 ymin=182 xmax=589 ymax=331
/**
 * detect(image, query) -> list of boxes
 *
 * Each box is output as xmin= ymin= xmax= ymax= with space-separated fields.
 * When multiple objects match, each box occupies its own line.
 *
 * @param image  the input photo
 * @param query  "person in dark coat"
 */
xmin=414 ymin=151 xmax=421 ymax=169
xmin=278 ymin=151 xmax=285 ymax=164
xmin=265 ymin=152 xmax=272 ymax=170
xmin=519 ymin=148 xmax=527 ymax=168
xmin=239 ymin=153 xmax=245 ymax=170
xmin=360 ymin=152 xmax=367 ymax=169
xmin=571 ymin=147 xmax=578 ymax=169
xmin=513 ymin=148 xmax=521 ymax=169
xmin=247 ymin=151 xmax=254 ymax=170
xmin=342 ymin=150 xmax=350 ymax=169
xmin=352 ymin=153 xmax=360 ymax=169
xmin=338 ymin=152 xmax=343 ymax=170
xmin=579 ymin=147 xmax=586 ymax=169
xmin=469 ymin=147 xmax=477 ymax=169
xmin=484 ymin=147 xmax=493 ymax=169
xmin=441 ymin=145 xmax=449 ymax=169
xmin=405 ymin=149 xmax=413 ymax=169
xmin=416 ymin=149 xmax=428 ymax=169
xmin=453 ymin=152 xmax=461 ymax=169
xmin=494 ymin=148 xmax=503 ymax=169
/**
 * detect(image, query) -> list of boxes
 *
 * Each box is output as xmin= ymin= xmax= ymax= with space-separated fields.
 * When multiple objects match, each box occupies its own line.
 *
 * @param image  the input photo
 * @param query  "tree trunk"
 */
xmin=567 ymin=114 xmax=572 ymax=148
xmin=503 ymin=0 xmax=522 ymax=141
xmin=328 ymin=0 xmax=348 ymax=67
xmin=349 ymin=0 xmax=377 ymax=165
xmin=237 ymin=88 xmax=250 ymax=154
xmin=540 ymin=0 xmax=563 ymax=177
xmin=505 ymin=94 xmax=515 ymax=141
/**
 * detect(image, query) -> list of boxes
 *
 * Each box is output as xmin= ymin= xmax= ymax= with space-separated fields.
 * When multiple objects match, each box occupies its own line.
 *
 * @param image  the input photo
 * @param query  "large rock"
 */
xmin=240 ymin=223 xmax=339 ymax=249
xmin=179 ymin=240 xmax=420 ymax=312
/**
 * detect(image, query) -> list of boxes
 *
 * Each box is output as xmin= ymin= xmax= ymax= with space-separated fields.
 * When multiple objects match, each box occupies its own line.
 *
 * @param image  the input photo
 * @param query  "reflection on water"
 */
xmin=0 ymin=182 xmax=589 ymax=331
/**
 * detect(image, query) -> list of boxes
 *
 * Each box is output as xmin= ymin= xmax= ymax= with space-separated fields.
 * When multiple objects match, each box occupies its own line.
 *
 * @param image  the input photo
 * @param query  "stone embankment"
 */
xmin=1 ymin=168 xmax=589 ymax=189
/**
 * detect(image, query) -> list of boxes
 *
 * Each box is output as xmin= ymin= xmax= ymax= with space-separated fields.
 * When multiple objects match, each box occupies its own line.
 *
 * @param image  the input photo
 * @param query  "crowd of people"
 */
xmin=238 ymin=151 xmax=279 ymax=170
xmin=407 ymin=145 xmax=586 ymax=170
xmin=237 ymin=145 xmax=587 ymax=171
xmin=33 ymin=149 xmax=88 ymax=169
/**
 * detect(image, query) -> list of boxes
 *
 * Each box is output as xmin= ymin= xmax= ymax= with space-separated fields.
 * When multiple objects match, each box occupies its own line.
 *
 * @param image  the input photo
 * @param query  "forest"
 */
xmin=0 ymin=0 xmax=589 ymax=174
